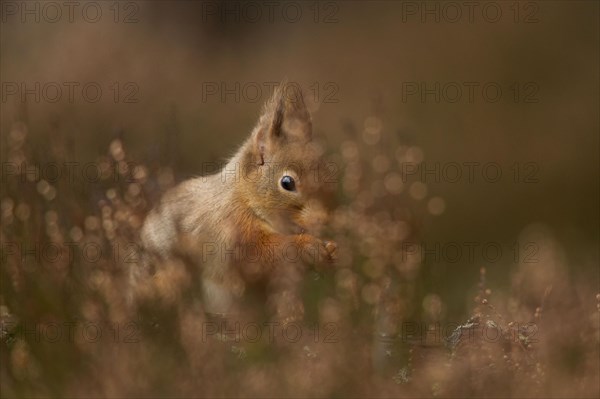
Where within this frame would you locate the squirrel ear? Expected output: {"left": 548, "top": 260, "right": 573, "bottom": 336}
{"left": 253, "top": 83, "right": 312, "bottom": 165}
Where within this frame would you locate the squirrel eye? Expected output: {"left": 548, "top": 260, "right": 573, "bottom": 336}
{"left": 280, "top": 175, "right": 296, "bottom": 192}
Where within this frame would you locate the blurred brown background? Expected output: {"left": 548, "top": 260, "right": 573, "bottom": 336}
{"left": 1, "top": 1, "right": 598, "bottom": 397}
{"left": 2, "top": 1, "right": 597, "bottom": 315}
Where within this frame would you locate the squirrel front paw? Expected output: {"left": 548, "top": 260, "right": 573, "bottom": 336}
{"left": 312, "top": 239, "right": 337, "bottom": 265}
{"left": 294, "top": 234, "right": 338, "bottom": 265}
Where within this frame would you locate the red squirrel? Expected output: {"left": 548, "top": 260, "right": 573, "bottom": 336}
{"left": 135, "top": 84, "right": 337, "bottom": 324}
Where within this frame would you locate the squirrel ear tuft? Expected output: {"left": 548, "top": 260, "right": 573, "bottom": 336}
{"left": 265, "top": 82, "right": 312, "bottom": 139}
{"left": 253, "top": 82, "right": 312, "bottom": 165}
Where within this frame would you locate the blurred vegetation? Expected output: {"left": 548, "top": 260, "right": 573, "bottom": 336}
{"left": 1, "top": 1, "right": 598, "bottom": 398}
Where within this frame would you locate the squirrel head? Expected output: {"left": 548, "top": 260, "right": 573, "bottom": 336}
{"left": 238, "top": 83, "right": 328, "bottom": 235}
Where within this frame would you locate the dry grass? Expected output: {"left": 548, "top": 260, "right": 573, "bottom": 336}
{"left": 1, "top": 110, "right": 598, "bottom": 398}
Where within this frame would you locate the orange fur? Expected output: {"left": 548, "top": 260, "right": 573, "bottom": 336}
{"left": 135, "top": 84, "right": 336, "bottom": 321}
